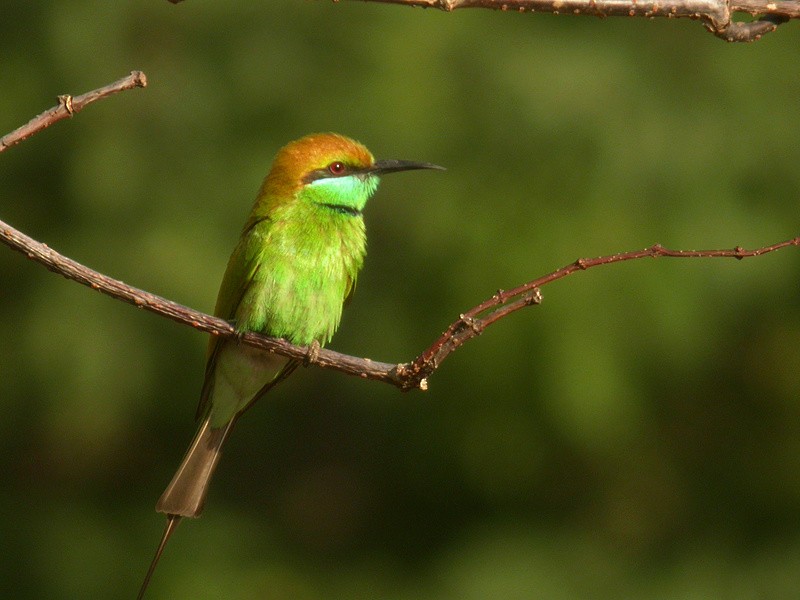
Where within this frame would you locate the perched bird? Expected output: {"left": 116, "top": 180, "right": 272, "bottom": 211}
{"left": 137, "top": 133, "right": 443, "bottom": 598}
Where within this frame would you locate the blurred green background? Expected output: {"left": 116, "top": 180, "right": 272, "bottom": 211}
{"left": 2, "top": 2, "right": 800, "bottom": 598}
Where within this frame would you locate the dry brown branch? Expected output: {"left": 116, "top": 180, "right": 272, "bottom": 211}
{"left": 0, "top": 71, "right": 147, "bottom": 153}
{"left": 336, "top": 0, "right": 798, "bottom": 42}
{"left": 404, "top": 238, "right": 800, "bottom": 387}
{"left": 0, "top": 218, "right": 406, "bottom": 387}
{"left": 3, "top": 211, "right": 797, "bottom": 391}
{"left": 165, "top": 0, "right": 796, "bottom": 41}
{"left": 2, "top": 73, "right": 799, "bottom": 393}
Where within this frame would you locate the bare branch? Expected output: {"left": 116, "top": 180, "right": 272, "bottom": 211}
{"left": 0, "top": 71, "right": 147, "bottom": 153}
{"left": 168, "top": 0, "right": 797, "bottom": 41}
{"left": 2, "top": 214, "right": 796, "bottom": 392}
{"left": 404, "top": 238, "right": 800, "bottom": 388}
{"left": 710, "top": 13, "right": 789, "bottom": 40}
{"left": 2, "top": 72, "right": 798, "bottom": 392}
{"left": 340, "top": 0, "right": 799, "bottom": 41}
{"left": 0, "top": 217, "right": 407, "bottom": 388}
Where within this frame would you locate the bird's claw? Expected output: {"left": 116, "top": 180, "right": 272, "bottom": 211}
{"left": 304, "top": 340, "right": 321, "bottom": 366}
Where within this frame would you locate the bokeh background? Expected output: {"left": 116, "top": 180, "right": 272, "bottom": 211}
{"left": 2, "top": 2, "right": 800, "bottom": 598}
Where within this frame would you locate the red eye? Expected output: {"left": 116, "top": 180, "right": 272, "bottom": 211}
{"left": 328, "top": 161, "right": 346, "bottom": 175}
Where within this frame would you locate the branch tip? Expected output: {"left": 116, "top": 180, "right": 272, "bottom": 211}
{"left": 0, "top": 71, "right": 149, "bottom": 154}
{"left": 711, "top": 13, "right": 789, "bottom": 41}
{"left": 131, "top": 70, "right": 148, "bottom": 88}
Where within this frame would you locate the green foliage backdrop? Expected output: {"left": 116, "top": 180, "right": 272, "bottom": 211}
{"left": 1, "top": 2, "right": 799, "bottom": 598}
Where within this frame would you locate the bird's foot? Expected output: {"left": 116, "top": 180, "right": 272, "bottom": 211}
{"left": 304, "top": 340, "right": 321, "bottom": 366}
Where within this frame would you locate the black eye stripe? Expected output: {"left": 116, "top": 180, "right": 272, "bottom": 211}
{"left": 303, "top": 163, "right": 372, "bottom": 184}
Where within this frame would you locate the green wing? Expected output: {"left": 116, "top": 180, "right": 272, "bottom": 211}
{"left": 195, "top": 219, "right": 266, "bottom": 420}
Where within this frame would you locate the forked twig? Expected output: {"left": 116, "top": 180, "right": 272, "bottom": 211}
{"left": 403, "top": 239, "right": 800, "bottom": 388}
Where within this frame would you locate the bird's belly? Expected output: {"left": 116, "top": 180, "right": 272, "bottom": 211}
{"left": 207, "top": 342, "right": 290, "bottom": 427}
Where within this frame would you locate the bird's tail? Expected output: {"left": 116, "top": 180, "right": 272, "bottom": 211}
{"left": 138, "top": 417, "right": 237, "bottom": 599}
{"left": 156, "top": 415, "right": 237, "bottom": 518}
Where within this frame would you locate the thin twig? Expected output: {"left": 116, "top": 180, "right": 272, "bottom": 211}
{"left": 167, "top": 0, "right": 797, "bottom": 41}
{"left": 0, "top": 71, "right": 147, "bottom": 153}
{"left": 403, "top": 239, "right": 800, "bottom": 387}
{"left": 338, "top": 0, "right": 799, "bottom": 41}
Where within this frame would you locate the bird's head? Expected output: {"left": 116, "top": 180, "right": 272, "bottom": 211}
{"left": 258, "top": 133, "right": 444, "bottom": 216}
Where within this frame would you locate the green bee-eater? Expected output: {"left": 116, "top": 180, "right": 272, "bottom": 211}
{"left": 137, "top": 133, "right": 443, "bottom": 597}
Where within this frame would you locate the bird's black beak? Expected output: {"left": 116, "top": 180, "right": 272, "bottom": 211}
{"left": 369, "top": 159, "right": 446, "bottom": 175}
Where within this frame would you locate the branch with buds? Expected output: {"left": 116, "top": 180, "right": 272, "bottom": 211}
{"left": 2, "top": 74, "right": 799, "bottom": 393}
